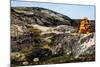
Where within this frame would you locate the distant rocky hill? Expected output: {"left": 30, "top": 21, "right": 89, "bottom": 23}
{"left": 11, "top": 7, "right": 95, "bottom": 31}
{"left": 11, "top": 7, "right": 95, "bottom": 66}
{"left": 11, "top": 7, "right": 74, "bottom": 27}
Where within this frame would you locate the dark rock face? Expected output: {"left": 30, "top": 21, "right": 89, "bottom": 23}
{"left": 11, "top": 7, "right": 95, "bottom": 66}
{"left": 11, "top": 7, "right": 73, "bottom": 27}
{"left": 27, "top": 48, "right": 52, "bottom": 62}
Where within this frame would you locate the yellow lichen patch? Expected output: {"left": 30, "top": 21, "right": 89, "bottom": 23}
{"left": 43, "top": 44, "right": 49, "bottom": 48}
{"left": 79, "top": 17, "right": 92, "bottom": 34}
{"left": 28, "top": 28, "right": 41, "bottom": 33}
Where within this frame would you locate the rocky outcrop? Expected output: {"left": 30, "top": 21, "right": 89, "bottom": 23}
{"left": 11, "top": 7, "right": 95, "bottom": 66}
{"left": 11, "top": 7, "right": 73, "bottom": 27}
